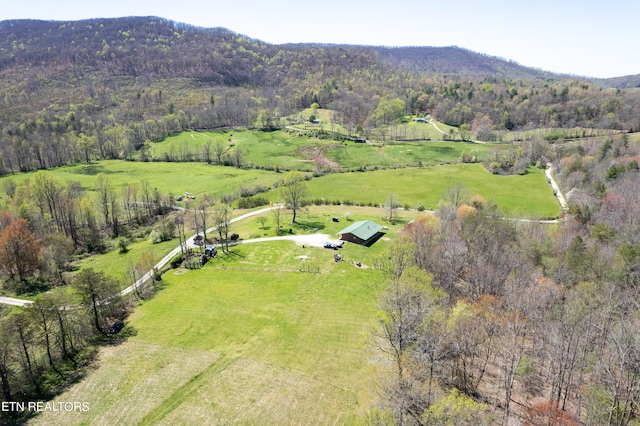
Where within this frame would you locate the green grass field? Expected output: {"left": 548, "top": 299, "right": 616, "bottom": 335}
{"left": 0, "top": 160, "right": 278, "bottom": 201}
{"left": 32, "top": 234, "right": 391, "bottom": 425}
{"left": 75, "top": 237, "right": 178, "bottom": 285}
{"left": 147, "top": 128, "right": 499, "bottom": 171}
{"left": 150, "top": 128, "right": 339, "bottom": 171}
{"left": 325, "top": 140, "right": 496, "bottom": 169}
{"left": 262, "top": 164, "right": 560, "bottom": 219}
{"left": 0, "top": 156, "right": 558, "bottom": 219}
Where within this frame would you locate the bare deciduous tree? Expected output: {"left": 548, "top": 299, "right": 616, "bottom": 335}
{"left": 384, "top": 193, "right": 400, "bottom": 221}
{"left": 281, "top": 171, "right": 308, "bottom": 224}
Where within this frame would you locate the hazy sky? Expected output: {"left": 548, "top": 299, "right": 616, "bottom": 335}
{"left": 2, "top": 0, "right": 638, "bottom": 78}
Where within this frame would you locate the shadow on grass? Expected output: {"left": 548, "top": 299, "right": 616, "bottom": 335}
{"left": 363, "top": 232, "right": 386, "bottom": 247}
{"left": 217, "top": 250, "right": 246, "bottom": 260}
{"left": 292, "top": 220, "right": 326, "bottom": 232}
{"left": 382, "top": 216, "right": 410, "bottom": 226}
{"left": 9, "top": 278, "right": 52, "bottom": 296}
{"left": 103, "top": 324, "right": 138, "bottom": 345}
{"left": 71, "top": 164, "right": 113, "bottom": 175}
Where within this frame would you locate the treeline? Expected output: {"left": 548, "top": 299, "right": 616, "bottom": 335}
{"left": 0, "top": 171, "right": 177, "bottom": 294}
{"left": 0, "top": 268, "right": 126, "bottom": 423}
{"left": 371, "top": 133, "right": 640, "bottom": 424}
{"left": 1, "top": 17, "right": 640, "bottom": 173}
{"left": 0, "top": 169, "right": 221, "bottom": 422}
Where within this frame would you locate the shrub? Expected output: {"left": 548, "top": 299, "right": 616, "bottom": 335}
{"left": 461, "top": 152, "right": 475, "bottom": 163}
{"left": 149, "top": 230, "right": 164, "bottom": 244}
{"left": 254, "top": 184, "right": 269, "bottom": 194}
{"left": 238, "top": 185, "right": 254, "bottom": 197}
{"left": 169, "top": 253, "right": 184, "bottom": 269}
{"left": 221, "top": 193, "right": 238, "bottom": 204}
{"left": 236, "top": 196, "right": 269, "bottom": 209}
{"left": 149, "top": 219, "right": 174, "bottom": 244}
{"left": 117, "top": 237, "right": 129, "bottom": 254}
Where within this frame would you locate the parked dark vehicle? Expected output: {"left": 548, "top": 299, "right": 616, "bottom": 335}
{"left": 205, "top": 245, "right": 217, "bottom": 257}
{"left": 108, "top": 321, "right": 125, "bottom": 334}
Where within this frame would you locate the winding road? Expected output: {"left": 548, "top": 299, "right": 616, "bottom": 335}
{"left": 0, "top": 206, "right": 287, "bottom": 307}
{"left": 428, "top": 119, "right": 447, "bottom": 135}
{"left": 119, "top": 205, "right": 295, "bottom": 297}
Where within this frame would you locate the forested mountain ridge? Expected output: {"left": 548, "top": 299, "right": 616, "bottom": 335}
{"left": 1, "top": 16, "right": 639, "bottom": 174}
{"left": 2, "top": 17, "right": 637, "bottom": 83}
{"left": 372, "top": 45, "right": 560, "bottom": 80}
{"left": 0, "top": 17, "right": 562, "bottom": 81}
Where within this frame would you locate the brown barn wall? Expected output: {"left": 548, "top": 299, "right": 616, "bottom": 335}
{"left": 340, "top": 233, "right": 364, "bottom": 245}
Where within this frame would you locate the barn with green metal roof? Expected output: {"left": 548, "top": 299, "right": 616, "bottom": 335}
{"left": 338, "top": 220, "right": 385, "bottom": 246}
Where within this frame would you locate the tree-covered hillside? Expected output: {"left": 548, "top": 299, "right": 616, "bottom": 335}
{"left": 0, "top": 17, "right": 639, "bottom": 173}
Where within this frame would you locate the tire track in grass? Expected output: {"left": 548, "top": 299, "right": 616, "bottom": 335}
{"left": 138, "top": 354, "right": 237, "bottom": 425}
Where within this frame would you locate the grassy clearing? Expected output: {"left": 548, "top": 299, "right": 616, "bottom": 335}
{"left": 151, "top": 129, "right": 338, "bottom": 171}
{"left": 30, "top": 342, "right": 221, "bottom": 426}
{"left": 150, "top": 128, "right": 499, "bottom": 171}
{"left": 372, "top": 120, "right": 458, "bottom": 141}
{"left": 153, "top": 357, "right": 363, "bottom": 425}
{"left": 74, "top": 237, "right": 178, "bottom": 284}
{"left": 260, "top": 164, "right": 560, "bottom": 219}
{"left": 34, "top": 235, "right": 390, "bottom": 424}
{"left": 233, "top": 205, "right": 417, "bottom": 240}
{"left": 325, "top": 140, "right": 497, "bottom": 169}
{"left": 0, "top": 160, "right": 278, "bottom": 199}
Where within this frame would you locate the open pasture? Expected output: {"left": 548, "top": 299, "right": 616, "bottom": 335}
{"left": 0, "top": 160, "right": 278, "bottom": 200}
{"left": 76, "top": 236, "right": 178, "bottom": 284}
{"left": 147, "top": 128, "right": 499, "bottom": 171}
{"left": 33, "top": 236, "right": 389, "bottom": 425}
{"left": 269, "top": 164, "right": 561, "bottom": 219}
{"left": 325, "top": 140, "right": 496, "bottom": 169}
{"left": 150, "top": 129, "right": 338, "bottom": 171}
{"left": 0, "top": 159, "right": 560, "bottom": 220}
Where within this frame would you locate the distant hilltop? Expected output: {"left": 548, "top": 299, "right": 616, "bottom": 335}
{"left": 1, "top": 16, "right": 636, "bottom": 83}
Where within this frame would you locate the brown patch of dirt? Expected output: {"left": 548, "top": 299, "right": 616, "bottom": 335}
{"left": 297, "top": 145, "right": 341, "bottom": 170}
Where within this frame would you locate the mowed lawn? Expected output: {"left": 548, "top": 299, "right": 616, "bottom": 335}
{"left": 305, "top": 164, "right": 561, "bottom": 219}
{"left": 32, "top": 240, "right": 387, "bottom": 425}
